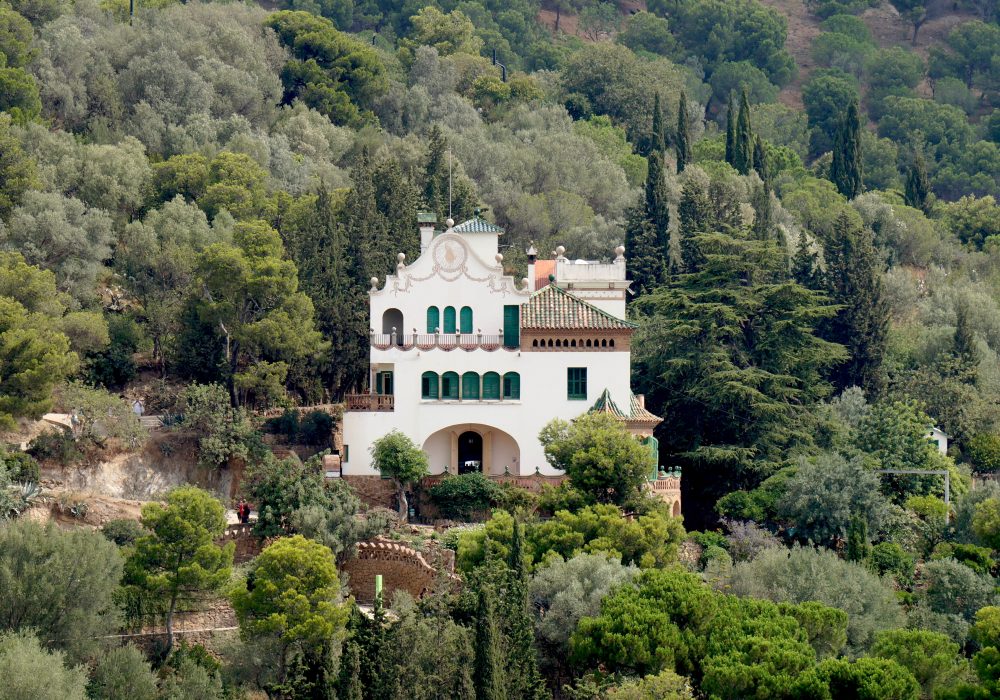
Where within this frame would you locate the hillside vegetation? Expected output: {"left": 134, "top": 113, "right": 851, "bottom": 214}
{"left": 1, "top": 0, "right": 1000, "bottom": 698}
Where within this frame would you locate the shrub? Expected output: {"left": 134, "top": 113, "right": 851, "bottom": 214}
{"left": 0, "top": 450, "right": 38, "bottom": 482}
{"left": 264, "top": 409, "right": 298, "bottom": 440}
{"left": 27, "top": 430, "right": 81, "bottom": 464}
{"left": 101, "top": 519, "right": 145, "bottom": 547}
{"left": 428, "top": 473, "right": 502, "bottom": 521}
{"left": 726, "top": 546, "right": 905, "bottom": 653}
{"left": 920, "top": 558, "right": 997, "bottom": 621}
{"left": 297, "top": 410, "right": 334, "bottom": 446}
{"left": 967, "top": 433, "right": 1000, "bottom": 473}
{"left": 869, "top": 541, "right": 915, "bottom": 587}
{"left": 931, "top": 542, "right": 995, "bottom": 576}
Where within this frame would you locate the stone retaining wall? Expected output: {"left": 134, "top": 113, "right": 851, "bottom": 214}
{"left": 341, "top": 538, "right": 458, "bottom": 604}
{"left": 343, "top": 475, "right": 397, "bottom": 509}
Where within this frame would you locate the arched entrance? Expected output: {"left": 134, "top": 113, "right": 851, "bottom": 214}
{"left": 422, "top": 424, "right": 520, "bottom": 476}
{"left": 458, "top": 431, "right": 483, "bottom": 474}
{"left": 382, "top": 308, "right": 404, "bottom": 345}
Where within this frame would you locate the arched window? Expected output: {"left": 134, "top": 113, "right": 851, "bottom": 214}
{"left": 601, "top": 339, "right": 607, "bottom": 347}
{"left": 460, "top": 306, "right": 473, "bottom": 334}
{"left": 532, "top": 339, "right": 538, "bottom": 347}
{"left": 443, "top": 306, "right": 457, "bottom": 333}
{"left": 462, "top": 372, "right": 480, "bottom": 400}
{"left": 421, "top": 371, "right": 439, "bottom": 399}
{"left": 482, "top": 372, "right": 501, "bottom": 400}
{"left": 547, "top": 339, "right": 553, "bottom": 347}
{"left": 586, "top": 339, "right": 592, "bottom": 347}
{"left": 555, "top": 339, "right": 561, "bottom": 347}
{"left": 426, "top": 306, "right": 440, "bottom": 333}
{"left": 503, "top": 372, "right": 520, "bottom": 400}
{"left": 609, "top": 338, "right": 615, "bottom": 347}
{"left": 571, "top": 339, "right": 577, "bottom": 347}
{"left": 441, "top": 372, "right": 459, "bottom": 399}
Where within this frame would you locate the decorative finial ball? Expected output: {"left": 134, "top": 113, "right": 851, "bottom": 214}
{"left": 521, "top": 277, "right": 529, "bottom": 287}
{"left": 397, "top": 252, "right": 405, "bottom": 262}
{"left": 446, "top": 217, "right": 454, "bottom": 228}
{"left": 495, "top": 253, "right": 503, "bottom": 264}
{"left": 556, "top": 245, "right": 566, "bottom": 256}
{"left": 615, "top": 245, "right": 625, "bottom": 256}
{"left": 370, "top": 277, "right": 378, "bottom": 287}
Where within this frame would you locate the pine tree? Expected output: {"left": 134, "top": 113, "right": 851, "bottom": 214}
{"left": 676, "top": 91, "right": 690, "bottom": 173}
{"left": 632, "top": 228, "right": 846, "bottom": 529}
{"left": 724, "top": 93, "right": 736, "bottom": 167}
{"left": 846, "top": 514, "right": 870, "bottom": 562}
{"left": 678, "top": 177, "right": 714, "bottom": 273}
{"left": 904, "top": 152, "right": 930, "bottom": 213}
{"left": 474, "top": 588, "right": 505, "bottom": 700}
{"left": 823, "top": 212, "right": 889, "bottom": 395}
{"left": 831, "top": 100, "right": 863, "bottom": 199}
{"left": 733, "top": 89, "right": 754, "bottom": 175}
{"left": 791, "top": 233, "right": 820, "bottom": 289}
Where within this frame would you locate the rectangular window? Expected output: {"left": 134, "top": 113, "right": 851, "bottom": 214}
{"left": 567, "top": 367, "right": 587, "bottom": 400}
{"left": 376, "top": 371, "right": 393, "bottom": 395}
{"left": 342, "top": 445, "right": 349, "bottom": 463}
{"left": 503, "top": 305, "right": 520, "bottom": 348}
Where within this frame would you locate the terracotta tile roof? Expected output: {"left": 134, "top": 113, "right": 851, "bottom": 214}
{"left": 590, "top": 388, "right": 662, "bottom": 425}
{"left": 534, "top": 260, "right": 555, "bottom": 290}
{"left": 521, "top": 284, "right": 637, "bottom": 330}
{"left": 450, "top": 217, "right": 503, "bottom": 234}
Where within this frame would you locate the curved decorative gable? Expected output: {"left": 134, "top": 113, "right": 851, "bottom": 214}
{"left": 374, "top": 233, "right": 528, "bottom": 298}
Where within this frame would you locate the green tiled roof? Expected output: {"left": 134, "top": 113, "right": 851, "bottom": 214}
{"left": 522, "top": 285, "right": 637, "bottom": 330}
{"left": 450, "top": 217, "right": 504, "bottom": 234}
{"left": 590, "top": 388, "right": 662, "bottom": 425}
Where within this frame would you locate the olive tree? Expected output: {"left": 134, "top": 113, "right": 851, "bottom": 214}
{"left": 370, "top": 430, "right": 428, "bottom": 521}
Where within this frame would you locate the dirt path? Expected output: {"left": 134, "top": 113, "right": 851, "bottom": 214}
{"left": 758, "top": 0, "right": 822, "bottom": 109}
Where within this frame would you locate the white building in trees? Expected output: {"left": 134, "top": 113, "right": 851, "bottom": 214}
{"left": 341, "top": 213, "right": 664, "bottom": 483}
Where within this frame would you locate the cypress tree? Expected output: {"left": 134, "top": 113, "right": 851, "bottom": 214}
{"left": 645, "top": 151, "right": 670, "bottom": 252}
{"left": 752, "top": 136, "right": 769, "bottom": 187}
{"left": 950, "top": 299, "right": 979, "bottom": 383}
{"left": 627, "top": 151, "right": 670, "bottom": 298}
{"left": 831, "top": 100, "right": 863, "bottom": 199}
{"left": 846, "top": 514, "right": 870, "bottom": 562}
{"left": 724, "top": 93, "right": 736, "bottom": 167}
{"left": 650, "top": 92, "right": 666, "bottom": 155}
{"left": 823, "top": 212, "right": 889, "bottom": 395}
{"left": 733, "top": 89, "right": 754, "bottom": 175}
{"left": 750, "top": 179, "right": 773, "bottom": 242}
{"left": 508, "top": 518, "right": 525, "bottom": 581}
{"left": 675, "top": 91, "right": 690, "bottom": 173}
{"left": 347, "top": 148, "right": 394, "bottom": 283}
{"left": 678, "top": 177, "right": 713, "bottom": 273}
{"left": 338, "top": 641, "right": 364, "bottom": 700}
{"left": 474, "top": 588, "right": 505, "bottom": 700}
{"left": 904, "top": 152, "right": 930, "bottom": 213}
{"left": 423, "top": 125, "right": 477, "bottom": 222}
{"left": 373, "top": 154, "right": 420, "bottom": 262}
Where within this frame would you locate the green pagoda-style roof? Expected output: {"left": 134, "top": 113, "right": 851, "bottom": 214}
{"left": 590, "top": 388, "right": 662, "bottom": 426}
{"left": 450, "top": 217, "right": 504, "bottom": 234}
{"left": 521, "top": 285, "right": 637, "bottom": 331}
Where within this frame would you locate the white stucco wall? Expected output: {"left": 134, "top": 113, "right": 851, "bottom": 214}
{"left": 343, "top": 228, "right": 637, "bottom": 477}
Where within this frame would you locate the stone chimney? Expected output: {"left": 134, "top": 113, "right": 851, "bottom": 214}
{"left": 526, "top": 242, "right": 538, "bottom": 292}
{"left": 418, "top": 212, "right": 437, "bottom": 254}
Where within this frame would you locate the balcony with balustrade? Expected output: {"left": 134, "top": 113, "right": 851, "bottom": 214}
{"left": 370, "top": 330, "right": 517, "bottom": 352}
{"left": 344, "top": 394, "right": 395, "bottom": 412}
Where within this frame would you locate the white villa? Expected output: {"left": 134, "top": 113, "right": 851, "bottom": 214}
{"left": 341, "top": 212, "right": 670, "bottom": 495}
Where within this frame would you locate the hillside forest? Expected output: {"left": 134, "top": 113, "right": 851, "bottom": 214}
{"left": 3, "top": 0, "right": 1000, "bottom": 698}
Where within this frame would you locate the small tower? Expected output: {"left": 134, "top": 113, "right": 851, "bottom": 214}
{"left": 418, "top": 212, "right": 437, "bottom": 254}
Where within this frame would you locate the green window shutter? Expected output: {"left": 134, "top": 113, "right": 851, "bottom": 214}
{"left": 375, "top": 372, "right": 383, "bottom": 394}
{"left": 421, "top": 372, "right": 438, "bottom": 399}
{"left": 567, "top": 367, "right": 587, "bottom": 400}
{"left": 462, "top": 372, "right": 480, "bottom": 400}
{"left": 503, "top": 305, "right": 520, "bottom": 348}
{"left": 482, "top": 372, "right": 500, "bottom": 400}
{"left": 443, "top": 306, "right": 457, "bottom": 333}
{"left": 645, "top": 436, "right": 660, "bottom": 480}
{"left": 442, "top": 372, "right": 459, "bottom": 399}
{"left": 426, "top": 306, "right": 440, "bottom": 333}
{"left": 460, "top": 306, "right": 473, "bottom": 334}
{"left": 503, "top": 372, "right": 520, "bottom": 400}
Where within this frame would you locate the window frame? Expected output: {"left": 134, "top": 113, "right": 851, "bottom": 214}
{"left": 460, "top": 306, "right": 473, "bottom": 334}
{"left": 461, "top": 371, "right": 480, "bottom": 400}
{"left": 441, "top": 371, "right": 459, "bottom": 400}
{"left": 426, "top": 306, "right": 440, "bottom": 333}
{"left": 482, "top": 372, "right": 501, "bottom": 400}
{"left": 421, "top": 371, "right": 439, "bottom": 400}
{"left": 443, "top": 306, "right": 457, "bottom": 334}
{"left": 567, "top": 367, "right": 587, "bottom": 400}
{"left": 503, "top": 372, "right": 520, "bottom": 400}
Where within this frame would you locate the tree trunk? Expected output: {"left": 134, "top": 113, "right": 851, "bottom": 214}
{"left": 554, "top": 5, "right": 560, "bottom": 32}
{"left": 165, "top": 590, "right": 178, "bottom": 654}
{"left": 396, "top": 482, "right": 408, "bottom": 523}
